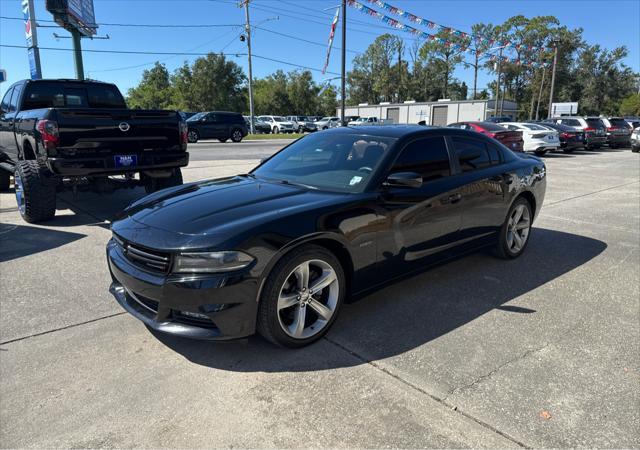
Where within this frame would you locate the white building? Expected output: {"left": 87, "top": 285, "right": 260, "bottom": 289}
{"left": 338, "top": 99, "right": 518, "bottom": 126}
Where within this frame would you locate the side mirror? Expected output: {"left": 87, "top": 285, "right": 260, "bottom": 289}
{"left": 385, "top": 172, "right": 422, "bottom": 188}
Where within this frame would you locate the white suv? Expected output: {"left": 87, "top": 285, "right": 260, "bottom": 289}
{"left": 348, "top": 117, "right": 379, "bottom": 126}
{"left": 258, "top": 116, "right": 295, "bottom": 134}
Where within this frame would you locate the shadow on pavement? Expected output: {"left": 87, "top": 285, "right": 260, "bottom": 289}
{"left": 0, "top": 224, "right": 86, "bottom": 263}
{"left": 155, "top": 227, "right": 607, "bottom": 372}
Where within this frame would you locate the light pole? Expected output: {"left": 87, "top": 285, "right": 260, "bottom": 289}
{"left": 340, "top": 0, "right": 346, "bottom": 126}
{"left": 243, "top": 0, "right": 255, "bottom": 134}
{"left": 547, "top": 39, "right": 559, "bottom": 119}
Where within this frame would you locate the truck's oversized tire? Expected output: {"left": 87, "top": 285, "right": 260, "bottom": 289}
{"left": 14, "top": 160, "right": 56, "bottom": 223}
{"left": 0, "top": 170, "right": 10, "bottom": 191}
{"left": 143, "top": 168, "right": 183, "bottom": 194}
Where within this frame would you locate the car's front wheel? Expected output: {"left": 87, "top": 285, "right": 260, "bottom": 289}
{"left": 257, "top": 245, "right": 345, "bottom": 348}
{"left": 495, "top": 197, "right": 532, "bottom": 259}
{"left": 534, "top": 149, "right": 547, "bottom": 156}
{"left": 273, "top": 126, "right": 279, "bottom": 134}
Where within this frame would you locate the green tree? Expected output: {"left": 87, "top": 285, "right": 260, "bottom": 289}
{"left": 170, "top": 62, "right": 196, "bottom": 111}
{"left": 620, "top": 93, "right": 640, "bottom": 116}
{"left": 418, "top": 30, "right": 468, "bottom": 99}
{"left": 287, "top": 70, "right": 319, "bottom": 114}
{"left": 127, "top": 62, "right": 172, "bottom": 109}
{"left": 468, "top": 23, "right": 497, "bottom": 99}
{"left": 253, "top": 70, "right": 291, "bottom": 115}
{"left": 317, "top": 84, "right": 338, "bottom": 116}
{"left": 188, "top": 53, "right": 246, "bottom": 112}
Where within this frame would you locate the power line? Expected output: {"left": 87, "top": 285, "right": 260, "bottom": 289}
{"left": 0, "top": 16, "right": 241, "bottom": 28}
{"left": 0, "top": 44, "right": 339, "bottom": 75}
{"left": 253, "top": 25, "right": 362, "bottom": 55}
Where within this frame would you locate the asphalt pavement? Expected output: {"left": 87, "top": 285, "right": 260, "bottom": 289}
{"left": 187, "top": 138, "right": 293, "bottom": 161}
{"left": 0, "top": 142, "right": 638, "bottom": 448}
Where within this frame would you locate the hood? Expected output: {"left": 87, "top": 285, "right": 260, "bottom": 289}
{"left": 115, "top": 176, "right": 344, "bottom": 239}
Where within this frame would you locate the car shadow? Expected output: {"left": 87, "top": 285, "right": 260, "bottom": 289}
{"left": 52, "top": 189, "right": 146, "bottom": 227}
{"left": 0, "top": 224, "right": 86, "bottom": 263}
{"left": 154, "top": 227, "right": 607, "bottom": 372}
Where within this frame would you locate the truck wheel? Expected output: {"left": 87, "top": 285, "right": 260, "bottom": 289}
{"left": 14, "top": 160, "right": 56, "bottom": 223}
{"left": 0, "top": 170, "right": 10, "bottom": 191}
{"left": 188, "top": 130, "right": 199, "bottom": 143}
{"left": 231, "top": 129, "right": 243, "bottom": 142}
{"left": 144, "top": 168, "right": 183, "bottom": 194}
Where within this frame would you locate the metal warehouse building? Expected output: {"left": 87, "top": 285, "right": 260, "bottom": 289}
{"left": 339, "top": 99, "right": 518, "bottom": 126}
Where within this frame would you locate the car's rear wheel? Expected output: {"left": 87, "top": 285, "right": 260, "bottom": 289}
{"left": 257, "top": 245, "right": 345, "bottom": 348}
{"left": 534, "top": 149, "right": 547, "bottom": 156}
{"left": 188, "top": 130, "right": 199, "bottom": 143}
{"left": 231, "top": 129, "right": 243, "bottom": 142}
{"left": 218, "top": 138, "right": 228, "bottom": 143}
{"left": 273, "top": 126, "right": 279, "bottom": 134}
{"left": 495, "top": 197, "right": 532, "bottom": 259}
{"left": 14, "top": 160, "right": 56, "bottom": 223}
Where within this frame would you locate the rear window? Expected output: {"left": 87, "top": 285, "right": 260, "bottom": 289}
{"left": 22, "top": 82, "right": 126, "bottom": 109}
{"left": 609, "top": 118, "right": 628, "bottom": 128}
{"left": 586, "top": 118, "right": 605, "bottom": 129}
{"left": 478, "top": 122, "right": 507, "bottom": 132}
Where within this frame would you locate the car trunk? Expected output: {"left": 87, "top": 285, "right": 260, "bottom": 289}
{"left": 53, "top": 108, "right": 181, "bottom": 154}
{"left": 493, "top": 130, "right": 524, "bottom": 151}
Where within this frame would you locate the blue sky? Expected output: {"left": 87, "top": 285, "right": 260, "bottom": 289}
{"left": 1, "top": 0, "right": 639, "bottom": 99}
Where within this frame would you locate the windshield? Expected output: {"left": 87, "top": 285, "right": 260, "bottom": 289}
{"left": 274, "top": 116, "right": 285, "bottom": 122}
{"left": 320, "top": 117, "right": 332, "bottom": 121}
{"left": 479, "top": 122, "right": 507, "bottom": 131}
{"left": 253, "top": 133, "right": 397, "bottom": 193}
{"left": 609, "top": 118, "right": 628, "bottom": 128}
{"left": 187, "top": 112, "right": 206, "bottom": 122}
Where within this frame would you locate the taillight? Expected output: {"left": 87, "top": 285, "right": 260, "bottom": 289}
{"left": 583, "top": 127, "right": 594, "bottom": 132}
{"left": 606, "top": 127, "right": 617, "bottom": 132}
{"left": 36, "top": 119, "right": 59, "bottom": 149}
{"left": 179, "top": 121, "right": 188, "bottom": 145}
{"left": 560, "top": 132, "right": 571, "bottom": 139}
{"left": 487, "top": 132, "right": 497, "bottom": 138}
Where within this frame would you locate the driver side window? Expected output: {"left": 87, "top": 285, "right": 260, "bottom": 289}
{"left": 392, "top": 137, "right": 451, "bottom": 182}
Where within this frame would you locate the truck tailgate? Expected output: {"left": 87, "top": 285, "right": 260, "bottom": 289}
{"left": 53, "top": 109, "right": 182, "bottom": 152}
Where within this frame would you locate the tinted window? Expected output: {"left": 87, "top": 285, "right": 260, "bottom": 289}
{"left": 22, "top": 82, "right": 126, "bottom": 109}
{"left": 609, "top": 118, "right": 628, "bottom": 128}
{"left": 486, "top": 143, "right": 503, "bottom": 164}
{"left": 586, "top": 118, "right": 605, "bottom": 129}
{"left": 392, "top": 137, "right": 450, "bottom": 182}
{"left": 1, "top": 87, "right": 14, "bottom": 112}
{"left": 477, "top": 122, "right": 506, "bottom": 132}
{"left": 452, "top": 137, "right": 491, "bottom": 172}
{"left": 253, "top": 133, "right": 397, "bottom": 193}
{"left": 8, "top": 84, "right": 23, "bottom": 112}
{"left": 561, "top": 119, "right": 580, "bottom": 126}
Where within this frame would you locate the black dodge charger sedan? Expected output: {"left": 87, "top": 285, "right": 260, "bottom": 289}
{"left": 107, "top": 126, "right": 546, "bottom": 348}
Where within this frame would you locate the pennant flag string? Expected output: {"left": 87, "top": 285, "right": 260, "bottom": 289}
{"left": 346, "top": 0, "right": 549, "bottom": 69}
{"left": 322, "top": 6, "right": 341, "bottom": 74}
{"left": 361, "top": 0, "right": 552, "bottom": 54}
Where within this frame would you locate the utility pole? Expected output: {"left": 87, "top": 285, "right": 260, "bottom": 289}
{"left": 535, "top": 67, "right": 546, "bottom": 120}
{"left": 494, "top": 46, "right": 503, "bottom": 118}
{"left": 243, "top": 0, "right": 255, "bottom": 134}
{"left": 71, "top": 29, "right": 84, "bottom": 80}
{"left": 547, "top": 40, "right": 559, "bottom": 119}
{"left": 340, "top": 0, "right": 346, "bottom": 126}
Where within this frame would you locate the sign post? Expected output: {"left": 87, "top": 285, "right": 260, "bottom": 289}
{"left": 46, "top": 0, "right": 97, "bottom": 80}
{"left": 23, "top": 0, "right": 42, "bottom": 79}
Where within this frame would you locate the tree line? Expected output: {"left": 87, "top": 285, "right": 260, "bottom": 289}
{"left": 126, "top": 14, "right": 640, "bottom": 118}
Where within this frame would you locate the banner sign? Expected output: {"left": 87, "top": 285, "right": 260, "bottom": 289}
{"left": 22, "top": 0, "right": 41, "bottom": 79}
{"left": 322, "top": 7, "right": 340, "bottom": 75}
{"left": 46, "top": 0, "right": 97, "bottom": 37}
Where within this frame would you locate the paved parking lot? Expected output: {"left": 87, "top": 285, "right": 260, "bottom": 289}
{"left": 1, "top": 144, "right": 638, "bottom": 448}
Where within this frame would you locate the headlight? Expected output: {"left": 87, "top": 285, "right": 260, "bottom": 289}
{"left": 174, "top": 251, "right": 254, "bottom": 273}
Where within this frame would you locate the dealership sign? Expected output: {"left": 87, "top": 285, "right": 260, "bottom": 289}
{"left": 46, "top": 0, "right": 97, "bottom": 36}
{"left": 22, "top": 0, "right": 41, "bottom": 79}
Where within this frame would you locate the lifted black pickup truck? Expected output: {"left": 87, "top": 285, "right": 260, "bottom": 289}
{"left": 0, "top": 79, "right": 189, "bottom": 223}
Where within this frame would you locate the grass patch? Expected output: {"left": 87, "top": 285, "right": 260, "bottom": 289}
{"left": 245, "top": 133, "right": 305, "bottom": 140}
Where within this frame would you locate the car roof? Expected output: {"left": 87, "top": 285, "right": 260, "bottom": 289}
{"left": 322, "top": 125, "right": 471, "bottom": 139}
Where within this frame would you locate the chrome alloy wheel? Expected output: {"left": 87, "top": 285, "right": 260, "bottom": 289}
{"left": 14, "top": 171, "right": 25, "bottom": 215}
{"left": 277, "top": 259, "right": 339, "bottom": 339}
{"left": 506, "top": 203, "right": 531, "bottom": 253}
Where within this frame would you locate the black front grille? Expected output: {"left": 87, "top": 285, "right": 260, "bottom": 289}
{"left": 114, "top": 234, "right": 171, "bottom": 273}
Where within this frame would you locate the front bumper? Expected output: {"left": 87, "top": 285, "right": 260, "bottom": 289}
{"left": 107, "top": 238, "right": 259, "bottom": 340}
{"left": 47, "top": 151, "right": 189, "bottom": 177}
